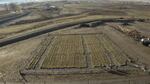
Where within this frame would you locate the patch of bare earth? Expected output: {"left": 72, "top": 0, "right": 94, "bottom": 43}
{"left": 0, "top": 35, "right": 44, "bottom": 82}
{"left": 101, "top": 26, "right": 150, "bottom": 68}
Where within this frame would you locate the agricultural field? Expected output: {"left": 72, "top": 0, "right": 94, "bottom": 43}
{"left": 27, "top": 36, "right": 54, "bottom": 69}
{"left": 84, "top": 34, "right": 129, "bottom": 67}
{"left": 0, "top": 1, "right": 150, "bottom": 83}
{"left": 42, "top": 35, "right": 86, "bottom": 69}
{"left": 27, "top": 35, "right": 87, "bottom": 70}
{"left": 24, "top": 33, "right": 132, "bottom": 75}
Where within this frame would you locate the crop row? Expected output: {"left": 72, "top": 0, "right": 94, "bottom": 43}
{"left": 27, "top": 36, "right": 54, "bottom": 69}
{"left": 84, "top": 35, "right": 111, "bottom": 67}
{"left": 41, "top": 35, "right": 86, "bottom": 69}
{"left": 28, "top": 34, "right": 129, "bottom": 69}
{"left": 98, "top": 34, "right": 129, "bottom": 66}
{"left": 83, "top": 34, "right": 129, "bottom": 67}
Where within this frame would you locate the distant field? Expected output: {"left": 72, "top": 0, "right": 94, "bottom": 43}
{"left": 2, "top": 2, "right": 150, "bottom": 40}
{"left": 0, "top": 10, "right": 10, "bottom": 17}
{"left": 0, "top": 14, "right": 121, "bottom": 39}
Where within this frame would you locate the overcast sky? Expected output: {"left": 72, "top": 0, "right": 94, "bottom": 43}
{"left": 0, "top": 0, "right": 51, "bottom": 4}
{"left": 0, "top": 0, "right": 149, "bottom": 4}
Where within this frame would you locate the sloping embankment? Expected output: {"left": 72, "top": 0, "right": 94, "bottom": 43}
{"left": 0, "top": 17, "right": 101, "bottom": 47}
{"left": 0, "top": 17, "right": 145, "bottom": 47}
{"left": 0, "top": 12, "right": 30, "bottom": 26}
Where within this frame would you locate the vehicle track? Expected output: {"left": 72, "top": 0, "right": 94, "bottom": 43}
{"left": 0, "top": 18, "right": 148, "bottom": 47}
{"left": 0, "top": 18, "right": 101, "bottom": 47}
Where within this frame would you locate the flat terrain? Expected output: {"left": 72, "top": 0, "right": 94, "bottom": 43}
{"left": 0, "top": 1, "right": 150, "bottom": 84}
{"left": 0, "top": 35, "right": 44, "bottom": 82}
{"left": 25, "top": 33, "right": 130, "bottom": 75}
{"left": 20, "top": 25, "right": 150, "bottom": 82}
{"left": 0, "top": 24, "right": 150, "bottom": 83}
{"left": 84, "top": 34, "right": 128, "bottom": 67}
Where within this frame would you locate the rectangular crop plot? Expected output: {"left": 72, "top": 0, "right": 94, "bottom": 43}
{"left": 84, "top": 34, "right": 129, "bottom": 67}
{"left": 84, "top": 35, "right": 111, "bottom": 67}
{"left": 41, "top": 35, "right": 87, "bottom": 69}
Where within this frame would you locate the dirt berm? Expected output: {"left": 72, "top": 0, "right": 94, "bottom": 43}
{"left": 1, "top": 17, "right": 144, "bottom": 47}
{"left": 0, "top": 17, "right": 104, "bottom": 47}
{"left": 0, "top": 12, "right": 29, "bottom": 26}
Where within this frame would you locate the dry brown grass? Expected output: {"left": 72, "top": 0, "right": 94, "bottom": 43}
{"left": 0, "top": 14, "right": 121, "bottom": 39}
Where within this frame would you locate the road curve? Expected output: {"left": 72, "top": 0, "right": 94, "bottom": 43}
{"left": 0, "top": 18, "right": 101, "bottom": 47}
{"left": 0, "top": 18, "right": 147, "bottom": 47}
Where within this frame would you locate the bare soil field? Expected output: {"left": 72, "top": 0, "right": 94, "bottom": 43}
{"left": 0, "top": 11, "right": 10, "bottom": 17}
{"left": 101, "top": 26, "right": 150, "bottom": 68}
{"left": 129, "top": 22, "right": 150, "bottom": 37}
{"left": 0, "top": 35, "right": 44, "bottom": 82}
